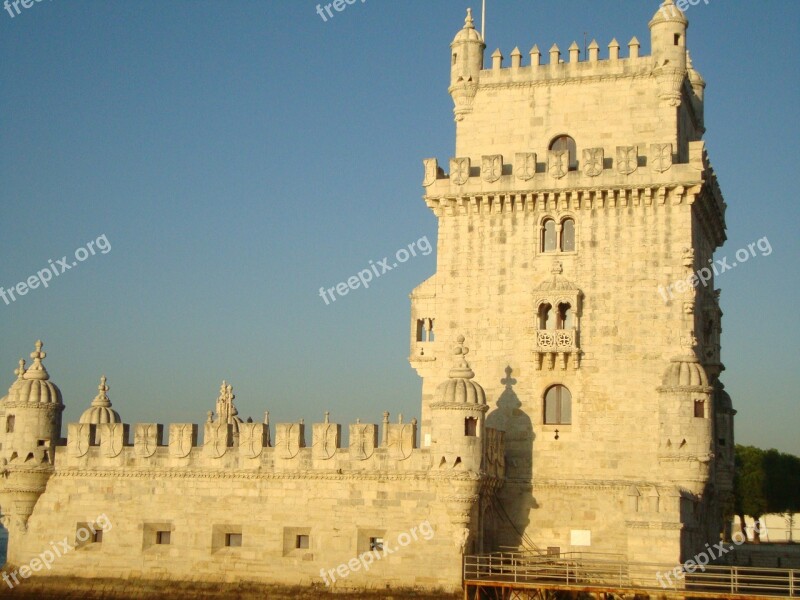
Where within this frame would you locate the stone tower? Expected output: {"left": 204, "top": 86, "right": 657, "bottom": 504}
{"left": 411, "top": 0, "right": 734, "bottom": 565}
{"left": 0, "top": 342, "right": 63, "bottom": 550}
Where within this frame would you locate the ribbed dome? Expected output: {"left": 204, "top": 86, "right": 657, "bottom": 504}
{"left": 687, "top": 52, "right": 706, "bottom": 86}
{"left": 433, "top": 336, "right": 486, "bottom": 406}
{"left": 452, "top": 8, "right": 483, "bottom": 44}
{"left": 714, "top": 380, "right": 733, "bottom": 412}
{"left": 1, "top": 341, "right": 63, "bottom": 405}
{"left": 649, "top": 0, "right": 688, "bottom": 27}
{"left": 662, "top": 346, "right": 709, "bottom": 389}
{"left": 79, "top": 376, "right": 121, "bottom": 424}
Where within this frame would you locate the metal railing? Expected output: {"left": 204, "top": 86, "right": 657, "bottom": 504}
{"left": 464, "top": 551, "right": 798, "bottom": 598}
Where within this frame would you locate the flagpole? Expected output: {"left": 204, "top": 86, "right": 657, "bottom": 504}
{"left": 481, "top": 0, "right": 486, "bottom": 42}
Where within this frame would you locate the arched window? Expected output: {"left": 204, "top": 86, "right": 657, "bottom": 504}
{"left": 557, "top": 303, "right": 574, "bottom": 329}
{"left": 544, "top": 385, "right": 572, "bottom": 425}
{"left": 560, "top": 218, "right": 575, "bottom": 252}
{"left": 538, "top": 303, "right": 554, "bottom": 330}
{"left": 549, "top": 135, "right": 577, "bottom": 171}
{"left": 541, "top": 219, "right": 557, "bottom": 253}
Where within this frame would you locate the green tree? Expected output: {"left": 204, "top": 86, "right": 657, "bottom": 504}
{"left": 734, "top": 445, "right": 800, "bottom": 543}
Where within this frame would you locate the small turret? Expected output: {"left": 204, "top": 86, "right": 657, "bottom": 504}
{"left": 0, "top": 341, "right": 64, "bottom": 539}
{"left": 449, "top": 8, "right": 485, "bottom": 121}
{"left": 430, "top": 336, "right": 487, "bottom": 472}
{"left": 650, "top": 0, "right": 689, "bottom": 106}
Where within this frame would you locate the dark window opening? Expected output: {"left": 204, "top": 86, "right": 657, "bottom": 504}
{"left": 370, "top": 537, "right": 384, "bottom": 551}
{"left": 544, "top": 385, "right": 572, "bottom": 425}
{"left": 465, "top": 417, "right": 478, "bottom": 437}
{"left": 560, "top": 218, "right": 575, "bottom": 252}
{"left": 295, "top": 534, "right": 309, "bottom": 549}
{"left": 694, "top": 400, "right": 705, "bottom": 418}
{"left": 541, "top": 219, "right": 557, "bottom": 253}
{"left": 6, "top": 416, "right": 14, "bottom": 433}
{"left": 156, "top": 531, "right": 171, "bottom": 545}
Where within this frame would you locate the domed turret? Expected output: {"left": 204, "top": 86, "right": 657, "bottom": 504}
{"left": 430, "top": 336, "right": 488, "bottom": 472}
{"left": 650, "top": 0, "right": 689, "bottom": 106}
{"left": 449, "top": 9, "right": 485, "bottom": 121}
{"left": 661, "top": 348, "right": 709, "bottom": 389}
{"left": 0, "top": 341, "right": 64, "bottom": 536}
{"left": 80, "top": 376, "right": 121, "bottom": 425}
{"left": 0, "top": 341, "right": 64, "bottom": 464}
{"left": 433, "top": 336, "right": 486, "bottom": 406}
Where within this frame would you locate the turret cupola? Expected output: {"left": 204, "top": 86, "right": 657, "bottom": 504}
{"left": 449, "top": 9, "right": 485, "bottom": 121}
{"left": 79, "top": 376, "right": 121, "bottom": 425}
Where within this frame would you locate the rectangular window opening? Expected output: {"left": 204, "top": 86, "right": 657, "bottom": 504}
{"left": 225, "top": 533, "right": 242, "bottom": 548}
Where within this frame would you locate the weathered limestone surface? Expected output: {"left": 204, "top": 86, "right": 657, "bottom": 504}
{"left": 0, "top": 2, "right": 733, "bottom": 594}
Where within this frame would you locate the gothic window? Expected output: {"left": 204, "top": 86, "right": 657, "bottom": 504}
{"left": 540, "top": 217, "right": 577, "bottom": 254}
{"left": 538, "top": 303, "right": 554, "bottom": 330}
{"left": 544, "top": 385, "right": 572, "bottom": 425}
{"left": 549, "top": 135, "right": 577, "bottom": 170}
{"left": 465, "top": 417, "right": 478, "bottom": 437}
{"left": 541, "top": 219, "right": 557, "bottom": 253}
{"left": 416, "top": 318, "right": 435, "bottom": 342}
{"left": 560, "top": 218, "right": 575, "bottom": 252}
{"left": 557, "top": 303, "right": 574, "bottom": 329}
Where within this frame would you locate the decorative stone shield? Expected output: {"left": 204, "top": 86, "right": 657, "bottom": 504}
{"left": 67, "top": 423, "right": 91, "bottom": 457}
{"left": 349, "top": 423, "right": 376, "bottom": 461}
{"left": 450, "top": 157, "right": 470, "bottom": 185}
{"left": 100, "top": 423, "right": 127, "bottom": 458}
{"left": 276, "top": 423, "right": 304, "bottom": 459}
{"left": 134, "top": 423, "right": 161, "bottom": 458}
{"left": 548, "top": 150, "right": 569, "bottom": 179}
{"left": 422, "top": 158, "right": 438, "bottom": 187}
{"left": 616, "top": 146, "right": 638, "bottom": 175}
{"left": 238, "top": 423, "right": 265, "bottom": 459}
{"left": 651, "top": 143, "right": 673, "bottom": 173}
{"left": 481, "top": 154, "right": 503, "bottom": 183}
{"left": 169, "top": 424, "right": 196, "bottom": 458}
{"left": 515, "top": 152, "right": 536, "bottom": 181}
{"left": 582, "top": 148, "right": 604, "bottom": 177}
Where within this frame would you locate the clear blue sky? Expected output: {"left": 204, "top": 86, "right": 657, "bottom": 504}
{"left": 1, "top": 1, "right": 797, "bottom": 455}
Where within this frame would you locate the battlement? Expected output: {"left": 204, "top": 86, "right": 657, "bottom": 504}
{"left": 423, "top": 140, "right": 709, "bottom": 196}
{"left": 59, "top": 413, "right": 428, "bottom": 474}
{"left": 480, "top": 37, "right": 652, "bottom": 85}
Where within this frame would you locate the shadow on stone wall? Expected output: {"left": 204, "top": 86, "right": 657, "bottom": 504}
{"left": 485, "top": 366, "right": 536, "bottom": 552}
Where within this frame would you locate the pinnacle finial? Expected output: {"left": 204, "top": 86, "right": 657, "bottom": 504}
{"left": 449, "top": 335, "right": 476, "bottom": 380}
{"left": 464, "top": 7, "right": 475, "bottom": 29}
{"left": 91, "top": 375, "right": 111, "bottom": 407}
{"left": 24, "top": 340, "right": 49, "bottom": 380}
{"left": 324, "top": 411, "right": 330, "bottom": 424}
{"left": 15, "top": 359, "right": 25, "bottom": 380}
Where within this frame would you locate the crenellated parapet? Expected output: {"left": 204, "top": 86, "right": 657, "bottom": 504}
{"left": 59, "top": 412, "right": 430, "bottom": 475}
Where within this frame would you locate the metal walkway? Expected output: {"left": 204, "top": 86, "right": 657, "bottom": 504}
{"left": 463, "top": 551, "right": 799, "bottom": 599}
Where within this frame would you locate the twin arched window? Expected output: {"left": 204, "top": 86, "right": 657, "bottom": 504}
{"left": 541, "top": 218, "right": 575, "bottom": 253}
{"left": 538, "top": 303, "right": 574, "bottom": 330}
{"left": 544, "top": 385, "right": 572, "bottom": 425}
